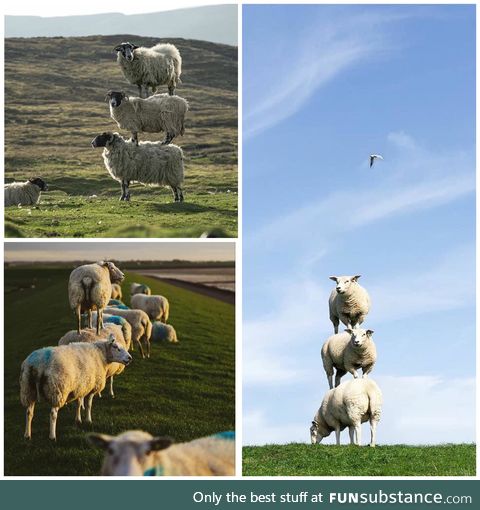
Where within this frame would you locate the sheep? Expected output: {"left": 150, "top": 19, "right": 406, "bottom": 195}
{"left": 103, "top": 307, "right": 152, "bottom": 359}
{"left": 100, "top": 314, "right": 133, "bottom": 350}
{"left": 310, "top": 378, "right": 382, "bottom": 447}
{"left": 131, "top": 294, "right": 169, "bottom": 322}
{"left": 20, "top": 335, "right": 132, "bottom": 440}
{"left": 106, "top": 91, "right": 188, "bottom": 145}
{"left": 89, "top": 430, "right": 235, "bottom": 476}
{"left": 108, "top": 299, "right": 129, "bottom": 309}
{"left": 5, "top": 177, "right": 48, "bottom": 207}
{"left": 91, "top": 132, "right": 184, "bottom": 202}
{"left": 131, "top": 283, "right": 151, "bottom": 296}
{"left": 58, "top": 326, "right": 130, "bottom": 398}
{"left": 111, "top": 283, "right": 123, "bottom": 301}
{"left": 321, "top": 328, "right": 377, "bottom": 389}
{"left": 114, "top": 41, "right": 182, "bottom": 98}
{"left": 152, "top": 322, "right": 178, "bottom": 343}
{"left": 68, "top": 261, "right": 124, "bottom": 335}
{"left": 328, "top": 275, "right": 371, "bottom": 333}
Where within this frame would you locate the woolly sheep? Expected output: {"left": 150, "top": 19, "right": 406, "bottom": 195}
{"left": 131, "top": 294, "right": 169, "bottom": 323}
{"left": 310, "top": 378, "right": 382, "bottom": 447}
{"left": 103, "top": 307, "right": 152, "bottom": 359}
{"left": 5, "top": 177, "right": 48, "bottom": 207}
{"left": 328, "top": 275, "right": 371, "bottom": 333}
{"left": 91, "top": 132, "right": 184, "bottom": 202}
{"left": 100, "top": 314, "right": 133, "bottom": 350}
{"left": 114, "top": 42, "right": 182, "bottom": 98}
{"left": 151, "top": 322, "right": 178, "bottom": 343}
{"left": 321, "top": 328, "right": 377, "bottom": 389}
{"left": 68, "top": 261, "right": 124, "bottom": 335}
{"left": 58, "top": 325, "right": 130, "bottom": 398}
{"left": 111, "top": 283, "right": 123, "bottom": 301}
{"left": 131, "top": 283, "right": 151, "bottom": 296}
{"left": 20, "top": 336, "right": 132, "bottom": 440}
{"left": 106, "top": 91, "right": 188, "bottom": 145}
{"left": 89, "top": 430, "right": 235, "bottom": 476}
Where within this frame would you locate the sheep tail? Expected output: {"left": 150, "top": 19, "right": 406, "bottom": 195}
{"left": 81, "top": 276, "right": 93, "bottom": 305}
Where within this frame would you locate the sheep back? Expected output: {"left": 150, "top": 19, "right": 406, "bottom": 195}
{"left": 5, "top": 181, "right": 41, "bottom": 207}
{"left": 152, "top": 322, "right": 178, "bottom": 343}
{"left": 68, "top": 263, "right": 112, "bottom": 311}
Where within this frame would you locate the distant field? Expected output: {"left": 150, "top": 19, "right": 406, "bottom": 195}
{"left": 4, "top": 269, "right": 235, "bottom": 476}
{"left": 5, "top": 35, "right": 237, "bottom": 237}
{"left": 242, "top": 443, "right": 476, "bottom": 476}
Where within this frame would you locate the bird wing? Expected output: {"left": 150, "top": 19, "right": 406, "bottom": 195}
{"left": 369, "top": 156, "right": 374, "bottom": 167}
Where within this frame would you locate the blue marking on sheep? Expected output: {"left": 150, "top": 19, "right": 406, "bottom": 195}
{"left": 108, "top": 299, "right": 125, "bottom": 306}
{"left": 113, "top": 304, "right": 129, "bottom": 310}
{"left": 144, "top": 466, "right": 164, "bottom": 476}
{"left": 27, "top": 347, "right": 53, "bottom": 366}
{"left": 105, "top": 315, "right": 125, "bottom": 326}
{"left": 213, "top": 431, "right": 235, "bottom": 441}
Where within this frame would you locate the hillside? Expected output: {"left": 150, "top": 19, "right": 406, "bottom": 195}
{"left": 243, "top": 443, "right": 476, "bottom": 476}
{"left": 4, "top": 35, "right": 237, "bottom": 237}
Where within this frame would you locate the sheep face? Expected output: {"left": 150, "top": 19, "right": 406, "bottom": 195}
{"left": 29, "top": 177, "right": 48, "bottom": 191}
{"left": 98, "top": 261, "right": 125, "bottom": 284}
{"left": 329, "top": 275, "right": 361, "bottom": 294}
{"left": 105, "top": 336, "right": 132, "bottom": 366}
{"left": 345, "top": 328, "right": 374, "bottom": 348}
{"left": 114, "top": 42, "right": 139, "bottom": 62}
{"left": 310, "top": 420, "right": 331, "bottom": 444}
{"left": 105, "top": 90, "right": 126, "bottom": 108}
{"left": 88, "top": 430, "right": 173, "bottom": 476}
{"left": 91, "top": 132, "right": 115, "bottom": 148}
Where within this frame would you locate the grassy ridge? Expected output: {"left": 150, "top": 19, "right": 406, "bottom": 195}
{"left": 242, "top": 443, "right": 476, "bottom": 476}
{"left": 5, "top": 35, "right": 237, "bottom": 237}
{"left": 4, "top": 269, "right": 235, "bottom": 476}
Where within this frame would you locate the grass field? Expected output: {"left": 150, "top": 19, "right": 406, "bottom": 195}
{"left": 5, "top": 35, "right": 237, "bottom": 237}
{"left": 242, "top": 443, "right": 476, "bottom": 476}
{"left": 4, "top": 268, "right": 235, "bottom": 476}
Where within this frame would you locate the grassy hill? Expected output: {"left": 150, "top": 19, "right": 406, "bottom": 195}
{"left": 243, "top": 443, "right": 476, "bottom": 476}
{"left": 4, "top": 268, "right": 235, "bottom": 476}
{"left": 4, "top": 35, "right": 237, "bottom": 237}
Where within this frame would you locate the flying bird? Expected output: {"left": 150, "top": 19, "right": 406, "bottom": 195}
{"left": 369, "top": 154, "right": 384, "bottom": 168}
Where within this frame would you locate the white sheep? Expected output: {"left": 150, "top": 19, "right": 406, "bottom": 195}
{"left": 89, "top": 430, "right": 235, "bottom": 476}
{"left": 328, "top": 275, "right": 371, "bottom": 333}
{"left": 103, "top": 307, "right": 152, "bottom": 359}
{"left": 89, "top": 313, "right": 133, "bottom": 351}
{"left": 310, "top": 378, "right": 382, "bottom": 447}
{"left": 131, "top": 282, "right": 151, "bottom": 296}
{"left": 131, "top": 294, "right": 169, "bottom": 322}
{"left": 91, "top": 132, "right": 184, "bottom": 202}
{"left": 20, "top": 336, "right": 132, "bottom": 440}
{"left": 111, "top": 283, "right": 123, "bottom": 301}
{"left": 151, "top": 322, "right": 178, "bottom": 343}
{"left": 58, "top": 325, "right": 130, "bottom": 398}
{"left": 68, "top": 261, "right": 124, "bottom": 334}
{"left": 106, "top": 91, "right": 188, "bottom": 145}
{"left": 321, "top": 328, "right": 377, "bottom": 389}
{"left": 5, "top": 177, "right": 48, "bottom": 207}
{"left": 114, "top": 42, "right": 182, "bottom": 97}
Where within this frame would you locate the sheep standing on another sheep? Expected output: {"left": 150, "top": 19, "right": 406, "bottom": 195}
{"left": 106, "top": 91, "right": 188, "bottom": 145}
{"left": 89, "top": 430, "right": 235, "bottom": 476}
{"left": 5, "top": 177, "right": 48, "bottom": 207}
{"left": 321, "top": 328, "right": 377, "bottom": 389}
{"left": 310, "top": 378, "right": 382, "bottom": 447}
{"left": 114, "top": 42, "right": 182, "bottom": 97}
{"left": 328, "top": 275, "right": 371, "bottom": 333}
{"left": 111, "top": 283, "right": 123, "bottom": 301}
{"left": 131, "top": 283, "right": 151, "bottom": 296}
{"left": 58, "top": 326, "right": 130, "bottom": 398}
{"left": 68, "top": 261, "right": 124, "bottom": 334}
{"left": 152, "top": 322, "right": 178, "bottom": 343}
{"left": 91, "top": 132, "right": 184, "bottom": 202}
{"left": 131, "top": 294, "right": 169, "bottom": 322}
{"left": 20, "top": 336, "right": 132, "bottom": 440}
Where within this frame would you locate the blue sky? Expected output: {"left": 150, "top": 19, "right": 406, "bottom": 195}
{"left": 243, "top": 4, "right": 475, "bottom": 445}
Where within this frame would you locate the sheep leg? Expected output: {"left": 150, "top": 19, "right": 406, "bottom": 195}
{"left": 136, "top": 337, "right": 146, "bottom": 358}
{"left": 347, "top": 366, "right": 359, "bottom": 379}
{"left": 335, "top": 427, "right": 341, "bottom": 446}
{"left": 330, "top": 316, "right": 339, "bottom": 334}
{"left": 354, "top": 423, "right": 362, "bottom": 446}
{"left": 162, "top": 132, "right": 174, "bottom": 145}
{"left": 96, "top": 308, "right": 102, "bottom": 335}
{"left": 75, "top": 305, "right": 82, "bottom": 333}
{"left": 85, "top": 394, "right": 95, "bottom": 424}
{"left": 49, "top": 407, "right": 59, "bottom": 440}
{"left": 109, "top": 376, "right": 115, "bottom": 398}
{"left": 24, "top": 402, "right": 35, "bottom": 439}
{"left": 348, "top": 426, "right": 355, "bottom": 445}
{"left": 124, "top": 181, "right": 131, "bottom": 201}
{"left": 362, "top": 365, "right": 373, "bottom": 378}
{"left": 168, "top": 83, "right": 175, "bottom": 96}
{"left": 131, "top": 132, "right": 139, "bottom": 146}
{"left": 334, "top": 369, "right": 346, "bottom": 388}
{"left": 370, "top": 419, "right": 378, "bottom": 447}
{"left": 146, "top": 338, "right": 151, "bottom": 359}
{"left": 172, "top": 186, "right": 180, "bottom": 202}
{"left": 178, "top": 188, "right": 184, "bottom": 202}
{"left": 87, "top": 309, "right": 92, "bottom": 329}
{"left": 75, "top": 399, "right": 83, "bottom": 424}
{"left": 137, "top": 84, "right": 143, "bottom": 98}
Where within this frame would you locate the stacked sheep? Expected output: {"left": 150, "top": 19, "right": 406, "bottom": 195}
{"left": 310, "top": 275, "right": 383, "bottom": 448}
{"left": 91, "top": 40, "right": 189, "bottom": 203}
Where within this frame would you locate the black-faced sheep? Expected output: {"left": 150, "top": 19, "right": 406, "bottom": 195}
{"left": 5, "top": 177, "right": 48, "bottom": 207}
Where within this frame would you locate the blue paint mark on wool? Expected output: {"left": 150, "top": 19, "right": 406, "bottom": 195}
{"left": 108, "top": 299, "right": 124, "bottom": 306}
{"left": 105, "top": 315, "right": 125, "bottom": 326}
{"left": 114, "top": 304, "right": 129, "bottom": 310}
{"left": 27, "top": 347, "right": 53, "bottom": 366}
{"left": 144, "top": 466, "right": 164, "bottom": 477}
{"left": 213, "top": 431, "right": 235, "bottom": 441}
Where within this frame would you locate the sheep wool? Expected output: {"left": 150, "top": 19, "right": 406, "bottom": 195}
{"left": 5, "top": 179, "right": 46, "bottom": 207}
{"left": 151, "top": 321, "right": 178, "bottom": 343}
{"left": 131, "top": 283, "right": 151, "bottom": 296}
{"left": 131, "top": 294, "right": 169, "bottom": 322}
{"left": 111, "top": 283, "right": 123, "bottom": 301}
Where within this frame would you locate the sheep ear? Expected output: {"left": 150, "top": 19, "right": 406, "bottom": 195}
{"left": 345, "top": 328, "right": 353, "bottom": 334}
{"left": 352, "top": 275, "right": 362, "bottom": 281}
{"left": 131, "top": 44, "right": 139, "bottom": 50}
{"left": 88, "top": 433, "right": 112, "bottom": 450}
{"left": 366, "top": 330, "right": 374, "bottom": 337}
{"left": 329, "top": 276, "right": 338, "bottom": 282}
{"left": 114, "top": 45, "right": 122, "bottom": 52}
{"left": 148, "top": 436, "right": 173, "bottom": 452}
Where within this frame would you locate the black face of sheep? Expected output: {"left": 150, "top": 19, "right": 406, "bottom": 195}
{"left": 29, "top": 177, "right": 48, "bottom": 191}
{"left": 105, "top": 91, "right": 126, "bottom": 108}
{"left": 114, "top": 42, "right": 139, "bottom": 62}
{"left": 91, "top": 133, "right": 115, "bottom": 148}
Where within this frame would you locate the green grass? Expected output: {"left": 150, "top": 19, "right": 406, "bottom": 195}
{"left": 242, "top": 443, "right": 476, "bottom": 476}
{"left": 5, "top": 35, "right": 238, "bottom": 237}
{"left": 4, "top": 268, "right": 235, "bottom": 476}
